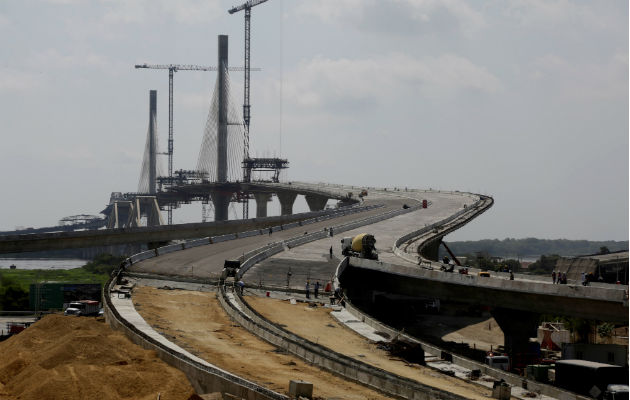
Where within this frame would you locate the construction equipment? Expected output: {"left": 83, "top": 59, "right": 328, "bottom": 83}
{"left": 341, "top": 233, "right": 378, "bottom": 260}
{"left": 64, "top": 300, "right": 100, "bottom": 317}
{"left": 134, "top": 63, "right": 258, "bottom": 224}
{"left": 228, "top": 0, "right": 269, "bottom": 139}
{"left": 229, "top": 0, "right": 270, "bottom": 220}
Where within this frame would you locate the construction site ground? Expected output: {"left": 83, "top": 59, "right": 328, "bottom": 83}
{"left": 0, "top": 314, "right": 198, "bottom": 400}
{"left": 132, "top": 285, "right": 392, "bottom": 399}
{"left": 132, "top": 284, "right": 496, "bottom": 399}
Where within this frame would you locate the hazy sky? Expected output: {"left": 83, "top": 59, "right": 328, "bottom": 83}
{"left": 0, "top": 0, "right": 627, "bottom": 241}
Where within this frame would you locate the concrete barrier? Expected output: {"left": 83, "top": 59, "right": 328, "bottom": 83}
{"left": 220, "top": 287, "right": 468, "bottom": 400}
{"left": 340, "top": 298, "right": 588, "bottom": 400}
{"left": 157, "top": 243, "right": 184, "bottom": 255}
{"left": 185, "top": 238, "right": 210, "bottom": 249}
{"left": 103, "top": 275, "right": 288, "bottom": 400}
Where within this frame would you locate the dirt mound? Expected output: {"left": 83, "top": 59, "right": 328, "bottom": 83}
{"left": 0, "top": 314, "right": 197, "bottom": 400}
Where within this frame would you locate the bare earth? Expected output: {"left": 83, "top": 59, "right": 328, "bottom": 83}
{"left": 0, "top": 314, "right": 197, "bottom": 400}
{"left": 246, "top": 296, "right": 494, "bottom": 399}
{"left": 132, "top": 286, "right": 392, "bottom": 399}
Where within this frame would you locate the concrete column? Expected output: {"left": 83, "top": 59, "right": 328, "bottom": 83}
{"left": 211, "top": 192, "right": 231, "bottom": 222}
{"left": 419, "top": 238, "right": 441, "bottom": 261}
{"left": 491, "top": 307, "right": 540, "bottom": 356}
{"left": 149, "top": 90, "right": 157, "bottom": 194}
{"left": 217, "top": 35, "right": 228, "bottom": 183}
{"left": 254, "top": 193, "right": 272, "bottom": 218}
{"left": 277, "top": 192, "right": 297, "bottom": 216}
{"left": 304, "top": 194, "right": 328, "bottom": 211}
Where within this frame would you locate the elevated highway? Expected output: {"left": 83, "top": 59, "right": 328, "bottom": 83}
{"left": 0, "top": 183, "right": 363, "bottom": 254}
{"left": 99, "top": 182, "right": 627, "bottom": 399}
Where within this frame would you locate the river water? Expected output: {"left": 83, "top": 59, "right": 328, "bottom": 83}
{"left": 0, "top": 258, "right": 88, "bottom": 270}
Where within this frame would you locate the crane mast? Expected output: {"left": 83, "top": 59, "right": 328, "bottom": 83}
{"left": 228, "top": 0, "right": 269, "bottom": 159}
{"left": 229, "top": 0, "right": 269, "bottom": 220}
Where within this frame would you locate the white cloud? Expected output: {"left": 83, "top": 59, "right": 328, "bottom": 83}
{"left": 529, "top": 52, "right": 628, "bottom": 101}
{"left": 0, "top": 68, "right": 43, "bottom": 92}
{"left": 27, "top": 48, "right": 112, "bottom": 70}
{"left": 101, "top": 0, "right": 222, "bottom": 25}
{"left": 0, "top": 13, "right": 10, "bottom": 28}
{"left": 294, "top": 0, "right": 486, "bottom": 36}
{"left": 504, "top": 0, "right": 624, "bottom": 33}
{"left": 283, "top": 53, "right": 502, "bottom": 110}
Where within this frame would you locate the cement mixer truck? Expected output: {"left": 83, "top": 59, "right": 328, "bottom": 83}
{"left": 341, "top": 233, "right": 378, "bottom": 260}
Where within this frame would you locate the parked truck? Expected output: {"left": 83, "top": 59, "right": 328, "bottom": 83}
{"left": 555, "top": 359, "right": 628, "bottom": 399}
{"left": 64, "top": 300, "right": 100, "bottom": 316}
{"left": 341, "top": 233, "right": 378, "bottom": 260}
{"left": 485, "top": 352, "right": 510, "bottom": 371}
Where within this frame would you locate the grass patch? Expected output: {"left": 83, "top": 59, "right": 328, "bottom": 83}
{"left": 1, "top": 268, "right": 110, "bottom": 292}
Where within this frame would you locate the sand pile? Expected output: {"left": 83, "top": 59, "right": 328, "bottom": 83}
{"left": 0, "top": 314, "right": 198, "bottom": 400}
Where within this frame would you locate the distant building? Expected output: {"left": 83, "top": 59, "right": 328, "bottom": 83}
{"left": 555, "top": 251, "right": 628, "bottom": 284}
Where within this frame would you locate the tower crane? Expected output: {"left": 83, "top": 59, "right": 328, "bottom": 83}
{"left": 228, "top": 0, "right": 269, "bottom": 158}
{"left": 134, "top": 63, "right": 257, "bottom": 224}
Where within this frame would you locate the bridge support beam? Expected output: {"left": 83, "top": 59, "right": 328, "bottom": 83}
{"left": 211, "top": 193, "right": 231, "bottom": 222}
{"left": 304, "top": 194, "right": 328, "bottom": 211}
{"left": 419, "top": 237, "right": 442, "bottom": 261}
{"left": 107, "top": 201, "right": 132, "bottom": 229}
{"left": 254, "top": 193, "right": 272, "bottom": 218}
{"left": 491, "top": 307, "right": 540, "bottom": 359}
{"left": 277, "top": 192, "right": 297, "bottom": 216}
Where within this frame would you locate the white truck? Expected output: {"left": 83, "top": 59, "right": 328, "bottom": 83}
{"left": 485, "top": 352, "right": 510, "bottom": 371}
{"left": 64, "top": 300, "right": 100, "bottom": 316}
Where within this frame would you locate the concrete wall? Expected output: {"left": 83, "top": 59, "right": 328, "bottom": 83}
{"left": 340, "top": 295, "right": 591, "bottom": 400}
{"left": 220, "top": 288, "right": 469, "bottom": 400}
{"left": 0, "top": 204, "right": 369, "bottom": 254}
{"left": 103, "top": 275, "right": 288, "bottom": 400}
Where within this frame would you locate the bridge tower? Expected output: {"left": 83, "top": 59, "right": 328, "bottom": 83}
{"left": 148, "top": 90, "right": 157, "bottom": 194}
{"left": 212, "top": 35, "right": 231, "bottom": 221}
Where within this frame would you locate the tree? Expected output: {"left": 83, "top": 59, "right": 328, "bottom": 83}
{"left": 599, "top": 246, "right": 611, "bottom": 255}
{"left": 0, "top": 274, "right": 29, "bottom": 311}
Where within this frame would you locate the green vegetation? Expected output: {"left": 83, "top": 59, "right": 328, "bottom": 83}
{"left": 0, "top": 275, "right": 29, "bottom": 310}
{"left": 526, "top": 255, "right": 561, "bottom": 274}
{"left": 0, "top": 253, "right": 125, "bottom": 310}
{"left": 444, "top": 238, "right": 628, "bottom": 258}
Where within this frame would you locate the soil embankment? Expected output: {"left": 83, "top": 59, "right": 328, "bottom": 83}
{"left": 0, "top": 314, "right": 198, "bottom": 400}
{"left": 132, "top": 286, "right": 393, "bottom": 399}
{"left": 246, "top": 296, "right": 494, "bottom": 399}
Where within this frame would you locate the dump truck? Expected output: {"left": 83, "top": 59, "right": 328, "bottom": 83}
{"left": 221, "top": 259, "right": 241, "bottom": 281}
{"left": 341, "top": 233, "right": 378, "bottom": 260}
{"left": 64, "top": 300, "right": 100, "bottom": 316}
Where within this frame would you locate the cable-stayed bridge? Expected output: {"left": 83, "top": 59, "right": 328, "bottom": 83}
{"left": 103, "top": 35, "right": 301, "bottom": 229}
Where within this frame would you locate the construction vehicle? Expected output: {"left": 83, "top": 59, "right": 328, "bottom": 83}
{"left": 341, "top": 234, "right": 378, "bottom": 260}
{"left": 485, "top": 352, "right": 510, "bottom": 371}
{"left": 64, "top": 300, "right": 100, "bottom": 316}
{"left": 221, "top": 259, "right": 241, "bottom": 281}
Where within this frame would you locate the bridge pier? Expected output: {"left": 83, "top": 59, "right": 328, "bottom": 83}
{"left": 419, "top": 237, "right": 442, "bottom": 261}
{"left": 491, "top": 307, "right": 540, "bottom": 360}
{"left": 277, "top": 192, "right": 297, "bottom": 215}
{"left": 254, "top": 193, "right": 272, "bottom": 218}
{"left": 211, "top": 193, "right": 231, "bottom": 222}
{"left": 304, "top": 194, "right": 328, "bottom": 211}
{"left": 107, "top": 201, "right": 132, "bottom": 229}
